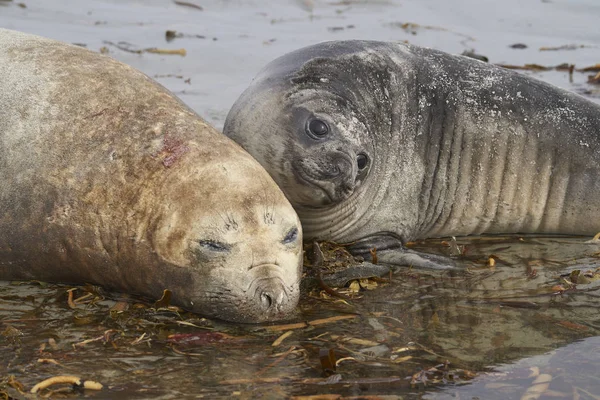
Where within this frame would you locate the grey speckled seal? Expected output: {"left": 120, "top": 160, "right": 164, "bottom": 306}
{"left": 0, "top": 29, "right": 303, "bottom": 323}
{"left": 224, "top": 40, "right": 600, "bottom": 269}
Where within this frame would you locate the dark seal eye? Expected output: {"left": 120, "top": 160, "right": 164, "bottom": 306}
{"left": 357, "top": 153, "right": 369, "bottom": 170}
{"left": 307, "top": 119, "right": 329, "bottom": 137}
{"left": 282, "top": 227, "right": 299, "bottom": 244}
{"left": 197, "top": 240, "right": 231, "bottom": 252}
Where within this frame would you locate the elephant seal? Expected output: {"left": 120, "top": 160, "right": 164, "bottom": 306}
{"left": 0, "top": 29, "right": 302, "bottom": 323}
{"left": 224, "top": 40, "right": 600, "bottom": 269}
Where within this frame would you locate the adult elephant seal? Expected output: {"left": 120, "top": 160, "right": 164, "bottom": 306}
{"left": 224, "top": 40, "right": 600, "bottom": 269}
{"left": 0, "top": 29, "right": 302, "bottom": 323}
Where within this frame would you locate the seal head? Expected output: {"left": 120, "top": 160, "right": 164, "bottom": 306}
{"left": 224, "top": 42, "right": 389, "bottom": 209}
{"left": 146, "top": 151, "right": 304, "bottom": 322}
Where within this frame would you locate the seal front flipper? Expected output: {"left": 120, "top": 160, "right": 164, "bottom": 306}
{"left": 345, "top": 234, "right": 456, "bottom": 270}
{"left": 375, "top": 248, "right": 456, "bottom": 270}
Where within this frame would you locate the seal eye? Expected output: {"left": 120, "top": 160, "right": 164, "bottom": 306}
{"left": 197, "top": 240, "right": 231, "bottom": 252}
{"left": 307, "top": 119, "right": 329, "bottom": 137}
{"left": 357, "top": 153, "right": 369, "bottom": 170}
{"left": 282, "top": 227, "right": 299, "bottom": 244}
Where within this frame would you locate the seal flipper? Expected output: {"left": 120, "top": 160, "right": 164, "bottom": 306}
{"left": 374, "top": 248, "right": 456, "bottom": 270}
{"left": 345, "top": 234, "right": 456, "bottom": 270}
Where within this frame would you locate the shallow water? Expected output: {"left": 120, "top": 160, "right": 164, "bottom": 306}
{"left": 1, "top": 0, "right": 600, "bottom": 398}
{"left": 2, "top": 236, "right": 600, "bottom": 398}
{"left": 0, "top": 0, "right": 598, "bottom": 129}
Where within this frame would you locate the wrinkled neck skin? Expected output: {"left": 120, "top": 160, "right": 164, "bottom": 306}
{"left": 299, "top": 43, "right": 600, "bottom": 250}
{"left": 408, "top": 46, "right": 600, "bottom": 239}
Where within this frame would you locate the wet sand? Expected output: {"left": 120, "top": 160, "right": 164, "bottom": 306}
{"left": 1, "top": 0, "right": 598, "bottom": 129}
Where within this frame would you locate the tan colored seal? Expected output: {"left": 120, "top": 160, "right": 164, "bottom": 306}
{"left": 0, "top": 29, "right": 302, "bottom": 323}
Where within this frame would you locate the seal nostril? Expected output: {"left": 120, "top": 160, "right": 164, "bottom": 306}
{"left": 357, "top": 153, "right": 368, "bottom": 170}
{"left": 261, "top": 292, "right": 273, "bottom": 309}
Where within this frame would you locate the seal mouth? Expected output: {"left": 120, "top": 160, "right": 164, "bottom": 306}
{"left": 246, "top": 275, "right": 298, "bottom": 316}
{"left": 291, "top": 157, "right": 356, "bottom": 205}
{"left": 294, "top": 167, "right": 336, "bottom": 204}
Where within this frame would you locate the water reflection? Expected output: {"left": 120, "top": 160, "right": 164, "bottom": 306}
{"left": 2, "top": 236, "right": 598, "bottom": 398}
{"left": 430, "top": 336, "right": 600, "bottom": 400}
{"left": 363, "top": 236, "right": 600, "bottom": 365}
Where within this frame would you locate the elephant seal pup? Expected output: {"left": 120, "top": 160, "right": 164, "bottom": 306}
{"left": 0, "top": 29, "right": 302, "bottom": 323}
{"left": 224, "top": 40, "right": 600, "bottom": 269}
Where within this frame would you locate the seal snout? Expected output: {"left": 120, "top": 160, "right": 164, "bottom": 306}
{"left": 320, "top": 155, "right": 353, "bottom": 180}
{"left": 250, "top": 275, "right": 293, "bottom": 314}
{"left": 256, "top": 284, "right": 287, "bottom": 313}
